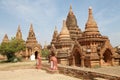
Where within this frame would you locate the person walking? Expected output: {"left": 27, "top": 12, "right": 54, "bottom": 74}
{"left": 36, "top": 53, "right": 41, "bottom": 69}
{"left": 50, "top": 51, "right": 58, "bottom": 70}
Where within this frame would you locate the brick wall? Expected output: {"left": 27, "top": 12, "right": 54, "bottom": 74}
{"left": 42, "top": 63, "right": 120, "bottom": 80}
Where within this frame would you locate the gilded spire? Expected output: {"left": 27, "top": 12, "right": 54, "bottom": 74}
{"left": 2, "top": 34, "right": 9, "bottom": 43}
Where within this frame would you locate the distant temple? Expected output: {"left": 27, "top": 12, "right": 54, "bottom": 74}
{"left": 1, "top": 24, "right": 42, "bottom": 60}
{"left": 51, "top": 6, "right": 120, "bottom": 67}
{"left": 25, "top": 24, "right": 41, "bottom": 59}
{"left": 2, "top": 34, "right": 9, "bottom": 43}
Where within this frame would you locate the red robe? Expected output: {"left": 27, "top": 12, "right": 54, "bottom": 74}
{"left": 50, "top": 56, "right": 58, "bottom": 70}
{"left": 36, "top": 56, "right": 41, "bottom": 69}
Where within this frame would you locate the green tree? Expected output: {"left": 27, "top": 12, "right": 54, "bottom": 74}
{"left": 41, "top": 49, "right": 49, "bottom": 59}
{"left": 0, "top": 38, "right": 25, "bottom": 62}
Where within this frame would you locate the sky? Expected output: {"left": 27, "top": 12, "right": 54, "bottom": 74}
{"left": 0, "top": 0, "right": 120, "bottom": 48}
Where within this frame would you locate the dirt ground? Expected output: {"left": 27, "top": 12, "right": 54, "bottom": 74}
{"left": 0, "top": 61, "right": 81, "bottom": 80}
{"left": 0, "top": 61, "right": 120, "bottom": 80}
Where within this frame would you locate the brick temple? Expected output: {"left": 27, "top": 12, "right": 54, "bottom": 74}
{"left": 2, "top": 24, "right": 42, "bottom": 60}
{"left": 51, "top": 6, "right": 120, "bottom": 67}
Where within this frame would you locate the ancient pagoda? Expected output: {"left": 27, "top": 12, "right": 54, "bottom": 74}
{"left": 51, "top": 6, "right": 120, "bottom": 67}
{"left": 2, "top": 34, "right": 9, "bottom": 43}
{"left": 51, "top": 26, "right": 58, "bottom": 45}
{"left": 16, "top": 25, "right": 23, "bottom": 40}
{"left": 25, "top": 24, "right": 41, "bottom": 59}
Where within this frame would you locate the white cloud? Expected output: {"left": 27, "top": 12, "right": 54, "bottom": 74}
{"left": 0, "top": 0, "right": 57, "bottom": 23}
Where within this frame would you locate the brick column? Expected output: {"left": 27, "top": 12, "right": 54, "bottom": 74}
{"left": 81, "top": 56, "right": 85, "bottom": 67}
{"left": 111, "top": 56, "right": 114, "bottom": 66}
{"left": 99, "top": 56, "right": 103, "bottom": 67}
{"left": 72, "top": 56, "right": 75, "bottom": 66}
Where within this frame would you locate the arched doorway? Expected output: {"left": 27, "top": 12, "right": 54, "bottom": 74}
{"left": 74, "top": 50, "right": 81, "bottom": 67}
{"left": 35, "top": 51, "right": 38, "bottom": 59}
{"left": 103, "top": 49, "right": 112, "bottom": 65}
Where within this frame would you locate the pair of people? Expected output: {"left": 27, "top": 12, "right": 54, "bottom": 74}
{"left": 35, "top": 51, "right": 58, "bottom": 70}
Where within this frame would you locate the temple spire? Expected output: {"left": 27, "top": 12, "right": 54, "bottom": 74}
{"left": 51, "top": 26, "right": 58, "bottom": 44}
{"left": 2, "top": 34, "right": 9, "bottom": 43}
{"left": 16, "top": 25, "right": 22, "bottom": 40}
{"left": 28, "top": 23, "right": 35, "bottom": 38}
{"left": 30, "top": 23, "right": 33, "bottom": 31}
{"left": 58, "top": 20, "right": 72, "bottom": 42}
{"left": 55, "top": 26, "right": 57, "bottom": 32}
{"left": 66, "top": 5, "right": 78, "bottom": 29}
{"left": 86, "top": 6, "right": 97, "bottom": 26}
{"left": 84, "top": 7, "right": 100, "bottom": 36}
{"left": 60, "top": 20, "right": 70, "bottom": 35}
{"left": 69, "top": 5, "right": 73, "bottom": 13}
{"left": 18, "top": 25, "right": 21, "bottom": 32}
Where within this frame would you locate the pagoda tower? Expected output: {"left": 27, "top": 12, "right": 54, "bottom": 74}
{"left": 52, "top": 20, "right": 74, "bottom": 65}
{"left": 58, "top": 20, "right": 73, "bottom": 43}
{"left": 84, "top": 7, "right": 100, "bottom": 36}
{"left": 66, "top": 5, "right": 82, "bottom": 40}
{"left": 2, "top": 34, "right": 9, "bottom": 43}
{"left": 16, "top": 25, "right": 23, "bottom": 40}
{"left": 75, "top": 7, "right": 115, "bottom": 67}
{"left": 25, "top": 24, "right": 41, "bottom": 59}
{"left": 26, "top": 24, "right": 37, "bottom": 45}
{"left": 51, "top": 26, "right": 58, "bottom": 44}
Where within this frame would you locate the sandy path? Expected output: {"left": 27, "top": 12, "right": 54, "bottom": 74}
{"left": 0, "top": 69, "right": 81, "bottom": 80}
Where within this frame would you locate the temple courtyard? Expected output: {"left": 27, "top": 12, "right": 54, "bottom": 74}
{"left": 0, "top": 61, "right": 120, "bottom": 80}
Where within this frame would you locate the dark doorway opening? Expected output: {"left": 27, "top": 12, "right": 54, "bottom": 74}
{"left": 103, "top": 49, "right": 112, "bottom": 65}
{"left": 35, "top": 51, "right": 38, "bottom": 59}
{"left": 74, "top": 50, "right": 81, "bottom": 67}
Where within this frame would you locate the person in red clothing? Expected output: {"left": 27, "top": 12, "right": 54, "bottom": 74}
{"left": 50, "top": 51, "right": 58, "bottom": 70}
{"left": 36, "top": 53, "right": 41, "bottom": 69}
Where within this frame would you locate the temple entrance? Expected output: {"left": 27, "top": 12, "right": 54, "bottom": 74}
{"left": 103, "top": 49, "right": 112, "bottom": 65}
{"left": 35, "top": 51, "right": 38, "bottom": 59}
{"left": 74, "top": 50, "right": 81, "bottom": 67}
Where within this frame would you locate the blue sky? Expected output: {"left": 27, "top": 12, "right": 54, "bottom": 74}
{"left": 0, "top": 0, "right": 120, "bottom": 47}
